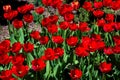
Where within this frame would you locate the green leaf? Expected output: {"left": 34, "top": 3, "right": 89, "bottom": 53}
{"left": 0, "top": 66, "right": 3, "bottom": 71}
{"left": 32, "top": 11, "right": 38, "bottom": 22}
{"left": 27, "top": 53, "right": 34, "bottom": 68}
{"left": 78, "top": 8, "right": 89, "bottom": 22}
{"left": 53, "top": 65, "right": 59, "bottom": 76}
{"left": 12, "top": 74, "right": 22, "bottom": 80}
{"left": 44, "top": 61, "right": 51, "bottom": 79}
{"left": 18, "top": 28, "right": 24, "bottom": 44}
{"left": 10, "top": 34, "right": 17, "bottom": 44}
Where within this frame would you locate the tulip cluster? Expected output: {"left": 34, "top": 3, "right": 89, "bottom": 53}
{"left": 0, "top": 0, "right": 120, "bottom": 80}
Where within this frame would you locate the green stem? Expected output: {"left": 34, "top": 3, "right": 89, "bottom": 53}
{"left": 36, "top": 72, "right": 38, "bottom": 80}
{"left": 102, "top": 73, "right": 106, "bottom": 80}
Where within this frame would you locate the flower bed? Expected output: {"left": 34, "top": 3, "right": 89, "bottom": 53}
{"left": 0, "top": 0, "right": 120, "bottom": 80}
